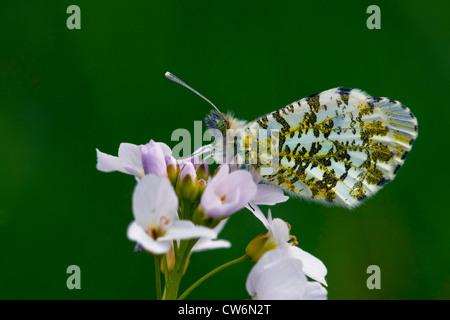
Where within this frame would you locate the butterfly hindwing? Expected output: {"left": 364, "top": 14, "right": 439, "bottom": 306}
{"left": 244, "top": 87, "right": 418, "bottom": 208}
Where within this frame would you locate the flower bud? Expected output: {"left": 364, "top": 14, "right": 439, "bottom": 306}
{"left": 141, "top": 140, "right": 167, "bottom": 177}
{"left": 176, "top": 162, "right": 198, "bottom": 202}
{"left": 160, "top": 245, "right": 189, "bottom": 275}
{"left": 195, "top": 179, "right": 207, "bottom": 202}
{"left": 198, "top": 179, "right": 207, "bottom": 187}
{"left": 165, "top": 155, "right": 179, "bottom": 186}
{"left": 245, "top": 232, "right": 278, "bottom": 262}
{"left": 196, "top": 161, "right": 210, "bottom": 180}
{"left": 180, "top": 162, "right": 196, "bottom": 182}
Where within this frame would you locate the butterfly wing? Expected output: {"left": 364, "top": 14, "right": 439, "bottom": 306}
{"left": 244, "top": 87, "right": 418, "bottom": 208}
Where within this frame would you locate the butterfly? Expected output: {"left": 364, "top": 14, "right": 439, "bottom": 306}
{"left": 166, "top": 73, "right": 418, "bottom": 208}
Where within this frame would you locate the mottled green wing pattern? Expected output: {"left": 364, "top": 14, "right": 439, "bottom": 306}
{"left": 245, "top": 87, "right": 418, "bottom": 208}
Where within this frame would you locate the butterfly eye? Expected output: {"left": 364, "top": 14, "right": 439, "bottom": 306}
{"left": 217, "top": 120, "right": 228, "bottom": 133}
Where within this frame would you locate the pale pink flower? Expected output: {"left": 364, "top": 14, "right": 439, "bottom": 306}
{"left": 200, "top": 165, "right": 257, "bottom": 219}
{"left": 96, "top": 140, "right": 172, "bottom": 179}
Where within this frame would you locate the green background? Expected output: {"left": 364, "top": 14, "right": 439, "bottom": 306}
{"left": 1, "top": 0, "right": 449, "bottom": 300}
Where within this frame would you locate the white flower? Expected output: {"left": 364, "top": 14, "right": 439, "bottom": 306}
{"left": 251, "top": 184, "right": 289, "bottom": 206}
{"left": 229, "top": 166, "right": 289, "bottom": 213}
{"left": 251, "top": 207, "right": 328, "bottom": 286}
{"left": 200, "top": 165, "right": 257, "bottom": 219}
{"left": 246, "top": 249, "right": 327, "bottom": 300}
{"left": 249, "top": 167, "right": 289, "bottom": 206}
{"left": 96, "top": 140, "right": 172, "bottom": 179}
{"left": 127, "top": 174, "right": 217, "bottom": 255}
{"left": 192, "top": 219, "right": 231, "bottom": 252}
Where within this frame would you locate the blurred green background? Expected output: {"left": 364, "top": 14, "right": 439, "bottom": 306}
{"left": 0, "top": 0, "right": 449, "bottom": 300}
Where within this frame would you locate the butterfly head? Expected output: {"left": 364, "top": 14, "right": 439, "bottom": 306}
{"left": 205, "top": 110, "right": 230, "bottom": 134}
{"left": 205, "top": 110, "right": 247, "bottom": 135}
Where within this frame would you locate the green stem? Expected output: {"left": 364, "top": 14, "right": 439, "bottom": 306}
{"left": 164, "top": 239, "right": 197, "bottom": 300}
{"left": 162, "top": 253, "right": 169, "bottom": 286}
{"left": 154, "top": 256, "right": 162, "bottom": 300}
{"left": 173, "top": 240, "right": 179, "bottom": 256}
{"left": 178, "top": 254, "right": 249, "bottom": 300}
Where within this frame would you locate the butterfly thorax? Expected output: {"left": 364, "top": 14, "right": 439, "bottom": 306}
{"left": 205, "top": 111, "right": 250, "bottom": 165}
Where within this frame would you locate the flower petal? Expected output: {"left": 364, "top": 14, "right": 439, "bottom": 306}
{"left": 157, "top": 142, "right": 172, "bottom": 156}
{"left": 206, "top": 189, "right": 243, "bottom": 218}
{"left": 132, "top": 175, "right": 178, "bottom": 227}
{"left": 270, "top": 218, "right": 290, "bottom": 245}
{"left": 153, "top": 179, "right": 179, "bottom": 221}
{"left": 202, "top": 169, "right": 257, "bottom": 218}
{"left": 288, "top": 246, "right": 328, "bottom": 286}
{"left": 158, "top": 220, "right": 217, "bottom": 242}
{"left": 180, "top": 162, "right": 197, "bottom": 182}
{"left": 246, "top": 249, "right": 308, "bottom": 300}
{"left": 304, "top": 282, "right": 328, "bottom": 300}
{"left": 127, "top": 221, "right": 171, "bottom": 255}
{"left": 165, "top": 155, "right": 177, "bottom": 167}
{"left": 192, "top": 239, "right": 231, "bottom": 252}
{"left": 220, "top": 170, "right": 257, "bottom": 200}
{"left": 192, "top": 219, "right": 231, "bottom": 252}
{"left": 96, "top": 149, "right": 124, "bottom": 173}
{"left": 253, "top": 184, "right": 289, "bottom": 205}
{"left": 118, "top": 143, "right": 144, "bottom": 177}
{"left": 141, "top": 140, "right": 167, "bottom": 177}
{"left": 246, "top": 204, "right": 271, "bottom": 230}
{"left": 200, "top": 193, "right": 224, "bottom": 217}
{"left": 213, "top": 164, "right": 230, "bottom": 179}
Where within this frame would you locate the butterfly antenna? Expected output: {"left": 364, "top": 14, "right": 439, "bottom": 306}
{"left": 165, "top": 72, "right": 222, "bottom": 113}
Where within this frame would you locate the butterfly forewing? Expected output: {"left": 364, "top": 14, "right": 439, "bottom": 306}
{"left": 244, "top": 87, "right": 418, "bottom": 208}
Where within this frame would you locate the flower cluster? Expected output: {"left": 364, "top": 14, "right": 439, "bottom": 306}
{"left": 96, "top": 139, "right": 328, "bottom": 300}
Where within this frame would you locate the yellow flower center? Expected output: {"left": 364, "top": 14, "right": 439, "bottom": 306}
{"left": 146, "top": 216, "right": 170, "bottom": 240}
